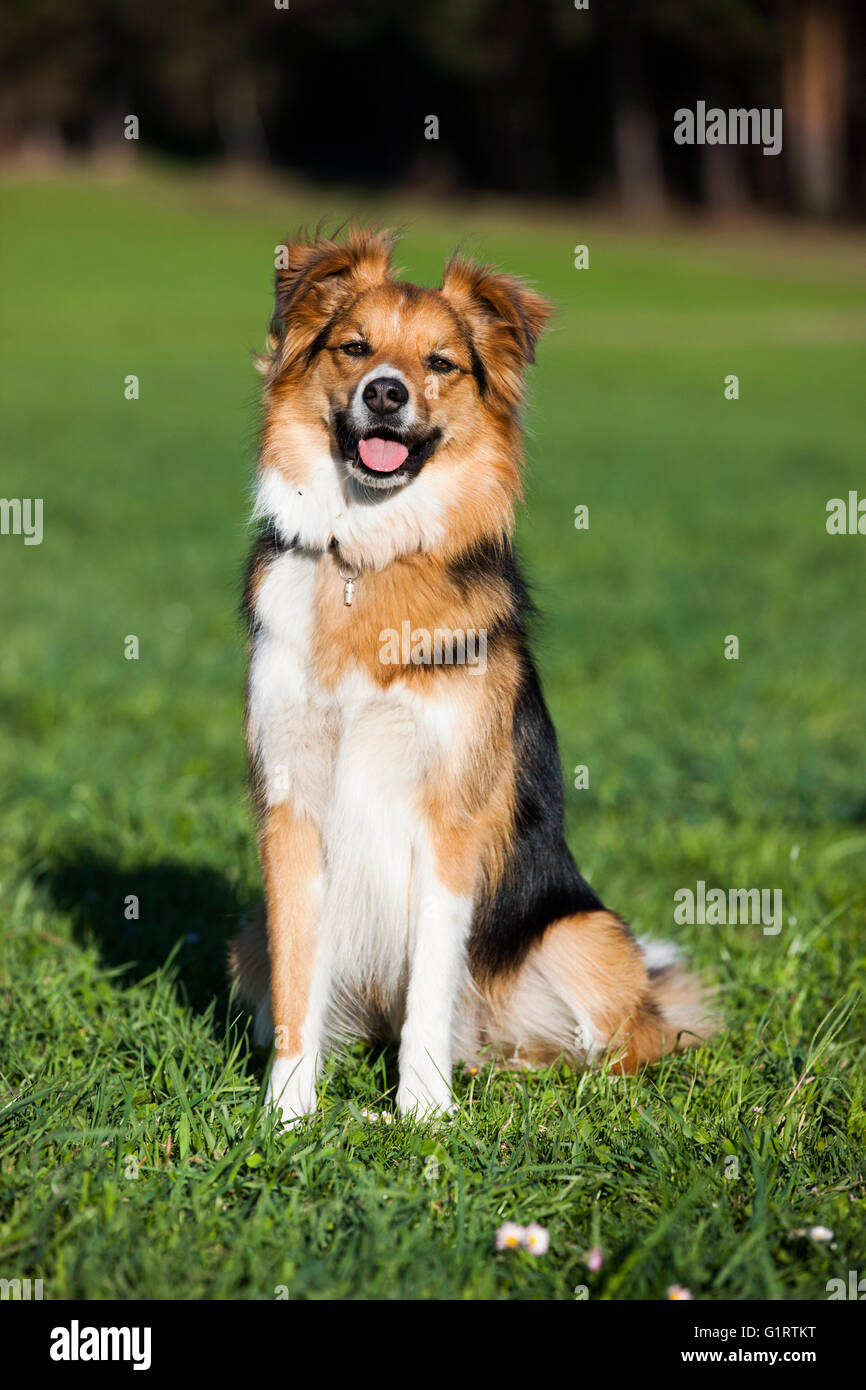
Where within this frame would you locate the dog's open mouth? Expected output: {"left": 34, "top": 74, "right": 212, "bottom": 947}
{"left": 336, "top": 422, "right": 441, "bottom": 487}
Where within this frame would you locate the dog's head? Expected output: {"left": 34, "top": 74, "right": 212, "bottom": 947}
{"left": 256, "top": 226, "right": 552, "bottom": 563}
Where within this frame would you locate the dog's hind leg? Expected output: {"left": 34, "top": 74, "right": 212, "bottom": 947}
{"left": 478, "top": 910, "right": 713, "bottom": 1070}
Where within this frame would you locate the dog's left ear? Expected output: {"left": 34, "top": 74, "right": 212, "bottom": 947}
{"left": 441, "top": 257, "right": 554, "bottom": 406}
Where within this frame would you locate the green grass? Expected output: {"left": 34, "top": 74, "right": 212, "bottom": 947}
{"left": 1, "top": 165, "right": 864, "bottom": 1300}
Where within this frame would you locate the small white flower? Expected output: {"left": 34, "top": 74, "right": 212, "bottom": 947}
{"left": 496, "top": 1222, "right": 525, "bottom": 1251}
{"left": 667, "top": 1284, "right": 693, "bottom": 1300}
{"left": 524, "top": 1223, "right": 550, "bottom": 1256}
{"left": 808, "top": 1225, "right": 833, "bottom": 1243}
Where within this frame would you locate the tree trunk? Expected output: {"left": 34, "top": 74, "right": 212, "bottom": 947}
{"left": 607, "top": 18, "right": 665, "bottom": 217}
{"left": 783, "top": 1, "right": 846, "bottom": 214}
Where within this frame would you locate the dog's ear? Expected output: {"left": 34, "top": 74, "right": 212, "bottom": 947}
{"left": 261, "top": 226, "right": 396, "bottom": 372}
{"left": 440, "top": 256, "right": 554, "bottom": 406}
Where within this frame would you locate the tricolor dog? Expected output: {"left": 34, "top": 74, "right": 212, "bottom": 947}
{"left": 230, "top": 227, "right": 712, "bottom": 1124}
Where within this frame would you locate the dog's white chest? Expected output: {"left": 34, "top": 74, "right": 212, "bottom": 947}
{"left": 249, "top": 548, "right": 458, "bottom": 1000}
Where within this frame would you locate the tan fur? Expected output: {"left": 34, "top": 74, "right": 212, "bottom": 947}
{"left": 423, "top": 647, "right": 522, "bottom": 899}
{"left": 473, "top": 911, "right": 712, "bottom": 1070}
{"left": 310, "top": 546, "right": 516, "bottom": 691}
{"left": 257, "top": 803, "right": 321, "bottom": 1056}
{"left": 440, "top": 256, "right": 553, "bottom": 409}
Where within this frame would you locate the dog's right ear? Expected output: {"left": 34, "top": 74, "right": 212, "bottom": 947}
{"left": 258, "top": 226, "right": 396, "bottom": 374}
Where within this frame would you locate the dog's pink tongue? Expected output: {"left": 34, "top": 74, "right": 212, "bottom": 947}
{"left": 358, "top": 437, "right": 409, "bottom": 473}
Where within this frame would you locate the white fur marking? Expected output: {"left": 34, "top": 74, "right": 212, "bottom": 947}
{"left": 639, "top": 936, "right": 681, "bottom": 972}
{"left": 252, "top": 460, "right": 447, "bottom": 571}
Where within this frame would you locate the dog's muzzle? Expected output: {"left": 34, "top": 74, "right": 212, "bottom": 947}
{"left": 336, "top": 416, "right": 441, "bottom": 489}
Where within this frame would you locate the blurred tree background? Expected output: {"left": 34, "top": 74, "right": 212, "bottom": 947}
{"left": 0, "top": 0, "right": 863, "bottom": 218}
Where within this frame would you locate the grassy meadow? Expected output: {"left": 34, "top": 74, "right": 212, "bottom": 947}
{"left": 0, "top": 166, "right": 864, "bottom": 1300}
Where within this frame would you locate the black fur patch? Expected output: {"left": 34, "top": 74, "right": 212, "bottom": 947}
{"left": 456, "top": 538, "right": 606, "bottom": 981}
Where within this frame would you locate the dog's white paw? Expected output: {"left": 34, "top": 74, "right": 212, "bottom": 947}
{"left": 396, "top": 1057, "right": 454, "bottom": 1122}
{"left": 265, "top": 1055, "right": 317, "bottom": 1129}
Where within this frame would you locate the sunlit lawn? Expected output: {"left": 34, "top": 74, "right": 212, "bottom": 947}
{"left": 1, "top": 165, "right": 864, "bottom": 1298}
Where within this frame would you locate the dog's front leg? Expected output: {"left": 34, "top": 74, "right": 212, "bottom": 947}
{"left": 260, "top": 801, "right": 326, "bottom": 1127}
{"left": 397, "top": 853, "right": 473, "bottom": 1119}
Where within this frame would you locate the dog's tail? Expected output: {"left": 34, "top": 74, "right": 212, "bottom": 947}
{"left": 228, "top": 903, "right": 273, "bottom": 1046}
{"left": 475, "top": 910, "right": 716, "bottom": 1070}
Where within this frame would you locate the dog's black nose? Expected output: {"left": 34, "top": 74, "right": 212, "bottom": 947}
{"left": 362, "top": 377, "right": 408, "bottom": 416}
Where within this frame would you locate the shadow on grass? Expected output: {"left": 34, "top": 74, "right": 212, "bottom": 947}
{"left": 38, "top": 854, "right": 250, "bottom": 1021}
{"left": 37, "top": 855, "right": 402, "bottom": 1098}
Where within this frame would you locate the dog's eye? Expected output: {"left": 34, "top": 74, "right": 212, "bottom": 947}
{"left": 340, "top": 342, "right": 370, "bottom": 357}
{"left": 428, "top": 355, "right": 456, "bottom": 374}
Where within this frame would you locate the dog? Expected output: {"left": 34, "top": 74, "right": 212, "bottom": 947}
{"left": 230, "top": 226, "right": 712, "bottom": 1125}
